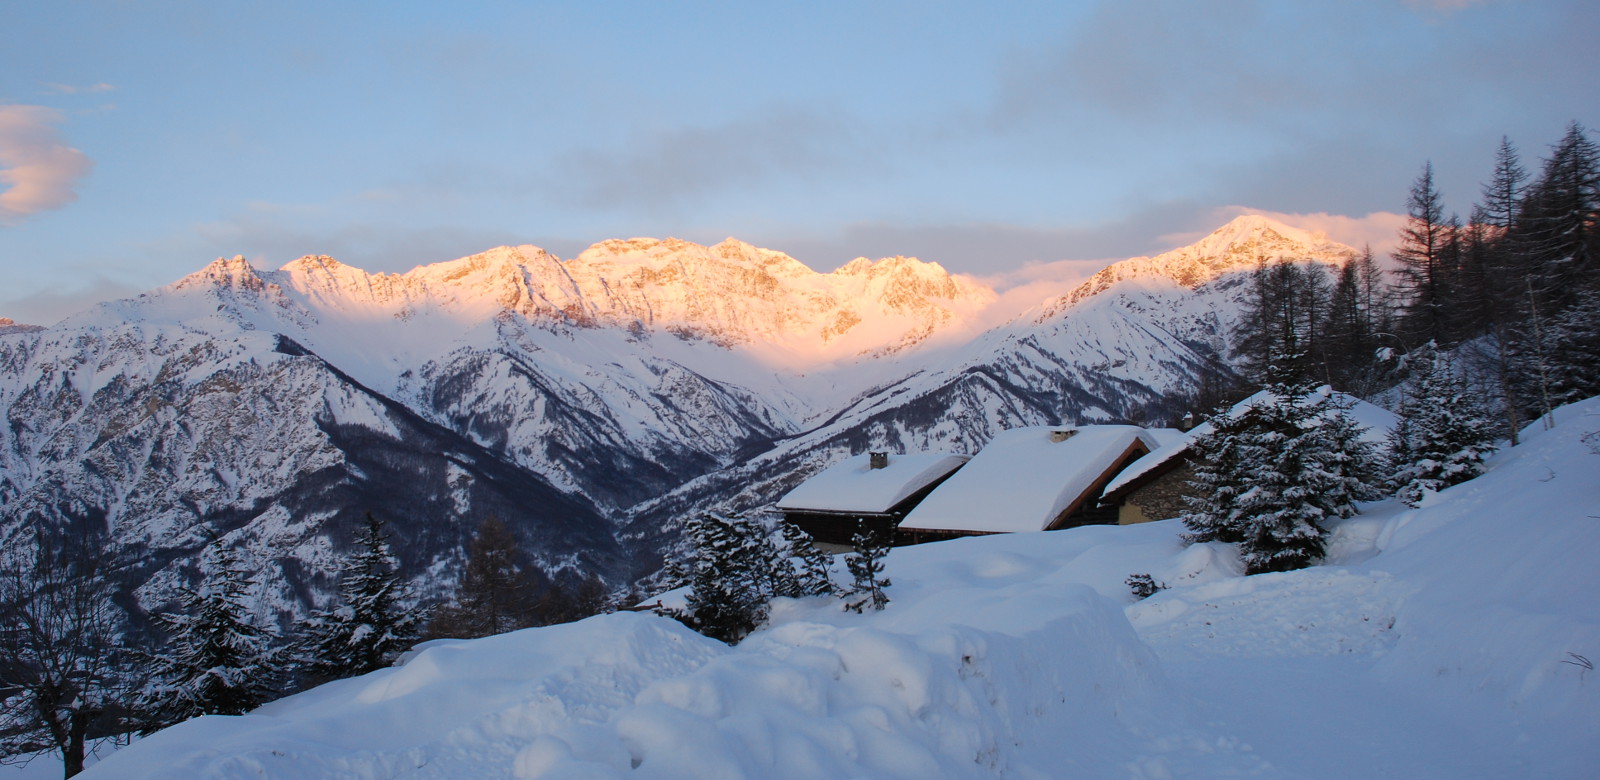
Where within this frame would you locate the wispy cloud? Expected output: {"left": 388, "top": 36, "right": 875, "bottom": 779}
{"left": 0, "top": 105, "right": 94, "bottom": 225}
{"left": 1404, "top": 0, "right": 1487, "bottom": 12}
{"left": 0, "top": 276, "right": 141, "bottom": 327}
{"left": 547, "top": 108, "right": 878, "bottom": 213}
{"left": 42, "top": 82, "right": 116, "bottom": 95}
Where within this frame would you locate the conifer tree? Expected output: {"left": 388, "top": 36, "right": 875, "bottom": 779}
{"left": 1180, "top": 406, "right": 1258, "bottom": 545}
{"left": 843, "top": 527, "right": 891, "bottom": 613}
{"left": 1542, "top": 289, "right": 1600, "bottom": 406}
{"left": 778, "top": 518, "right": 837, "bottom": 598}
{"left": 1184, "top": 363, "right": 1380, "bottom": 574}
{"left": 294, "top": 513, "right": 424, "bottom": 685}
{"left": 141, "top": 543, "right": 278, "bottom": 731}
{"left": 678, "top": 512, "right": 770, "bottom": 643}
{"left": 1231, "top": 375, "right": 1333, "bottom": 574}
{"left": 1389, "top": 352, "right": 1499, "bottom": 506}
{"left": 1517, "top": 122, "right": 1600, "bottom": 307}
{"left": 1394, "top": 162, "right": 1455, "bottom": 346}
{"left": 425, "top": 516, "right": 539, "bottom": 640}
{"left": 1480, "top": 136, "right": 1529, "bottom": 234}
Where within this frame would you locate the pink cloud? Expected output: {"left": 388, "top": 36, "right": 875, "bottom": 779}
{"left": 0, "top": 105, "right": 94, "bottom": 225}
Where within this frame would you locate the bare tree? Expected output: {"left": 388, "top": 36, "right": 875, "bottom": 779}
{"left": 0, "top": 530, "right": 137, "bottom": 778}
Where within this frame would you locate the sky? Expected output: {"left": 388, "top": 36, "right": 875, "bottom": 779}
{"left": 1, "top": 0, "right": 1596, "bottom": 325}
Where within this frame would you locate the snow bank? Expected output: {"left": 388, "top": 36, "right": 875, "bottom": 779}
{"left": 87, "top": 526, "right": 1268, "bottom": 778}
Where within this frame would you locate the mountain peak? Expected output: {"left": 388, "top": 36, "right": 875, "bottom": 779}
{"left": 171, "top": 255, "right": 268, "bottom": 294}
{"left": 1041, "top": 214, "right": 1358, "bottom": 317}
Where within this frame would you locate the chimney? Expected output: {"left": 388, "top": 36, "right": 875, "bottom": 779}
{"left": 1049, "top": 429, "right": 1076, "bottom": 443}
{"left": 1178, "top": 411, "right": 1196, "bottom": 432}
{"left": 869, "top": 452, "right": 889, "bottom": 469}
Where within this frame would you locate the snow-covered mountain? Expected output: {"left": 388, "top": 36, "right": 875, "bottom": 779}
{"left": 71, "top": 396, "right": 1600, "bottom": 779}
{"left": 0, "top": 214, "right": 1358, "bottom": 619}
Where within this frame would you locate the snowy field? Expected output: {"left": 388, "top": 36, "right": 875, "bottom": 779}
{"left": 17, "top": 398, "right": 1598, "bottom": 778}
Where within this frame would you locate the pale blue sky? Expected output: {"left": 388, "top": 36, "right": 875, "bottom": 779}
{"left": 2, "top": 0, "right": 1596, "bottom": 323}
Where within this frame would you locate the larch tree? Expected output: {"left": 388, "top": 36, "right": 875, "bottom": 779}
{"left": 1394, "top": 162, "right": 1455, "bottom": 346}
{"left": 426, "top": 516, "right": 540, "bottom": 640}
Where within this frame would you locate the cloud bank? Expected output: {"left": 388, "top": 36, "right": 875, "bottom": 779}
{"left": 0, "top": 105, "right": 93, "bottom": 225}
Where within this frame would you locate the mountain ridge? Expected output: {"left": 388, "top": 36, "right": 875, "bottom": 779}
{"left": 0, "top": 213, "right": 1362, "bottom": 623}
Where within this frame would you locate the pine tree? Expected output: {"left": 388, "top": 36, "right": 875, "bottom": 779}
{"left": 141, "top": 543, "right": 278, "bottom": 731}
{"left": 1389, "top": 352, "right": 1499, "bottom": 506}
{"left": 1231, "top": 262, "right": 1329, "bottom": 384}
{"left": 843, "top": 527, "right": 891, "bottom": 613}
{"left": 1320, "top": 259, "right": 1372, "bottom": 391}
{"left": 1315, "top": 392, "right": 1385, "bottom": 514}
{"left": 1232, "top": 375, "right": 1332, "bottom": 574}
{"left": 294, "top": 513, "right": 424, "bottom": 686}
{"left": 1480, "top": 136, "right": 1529, "bottom": 234}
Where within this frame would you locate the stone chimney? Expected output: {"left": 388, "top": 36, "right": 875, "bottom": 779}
{"left": 869, "top": 452, "right": 889, "bottom": 469}
{"left": 1049, "top": 429, "right": 1076, "bottom": 443}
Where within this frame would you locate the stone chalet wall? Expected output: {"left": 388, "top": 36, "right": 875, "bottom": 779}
{"left": 1118, "top": 461, "right": 1195, "bottom": 524}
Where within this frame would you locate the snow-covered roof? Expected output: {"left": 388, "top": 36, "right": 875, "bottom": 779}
{"left": 776, "top": 452, "right": 971, "bottom": 514}
{"left": 1100, "top": 387, "right": 1399, "bottom": 500}
{"left": 899, "top": 425, "right": 1157, "bottom": 534}
{"left": 1143, "top": 427, "right": 1189, "bottom": 447}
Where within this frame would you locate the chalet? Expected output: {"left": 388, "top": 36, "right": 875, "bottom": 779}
{"left": 776, "top": 451, "right": 970, "bottom": 552}
{"left": 896, "top": 425, "right": 1161, "bottom": 544}
{"left": 1099, "top": 386, "right": 1400, "bottom": 525}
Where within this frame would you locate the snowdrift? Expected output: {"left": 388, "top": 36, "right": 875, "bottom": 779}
{"left": 79, "top": 399, "right": 1600, "bottom": 778}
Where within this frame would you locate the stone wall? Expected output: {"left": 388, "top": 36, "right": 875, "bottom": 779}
{"left": 1117, "top": 461, "right": 1194, "bottom": 524}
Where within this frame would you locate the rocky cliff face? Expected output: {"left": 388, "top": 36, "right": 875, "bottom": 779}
{"left": 0, "top": 215, "right": 1358, "bottom": 617}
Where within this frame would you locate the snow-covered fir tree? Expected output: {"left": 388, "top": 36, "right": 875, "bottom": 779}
{"left": 778, "top": 517, "right": 837, "bottom": 598}
{"left": 293, "top": 512, "right": 424, "bottom": 686}
{"left": 1390, "top": 352, "right": 1499, "bottom": 506}
{"left": 1542, "top": 289, "right": 1600, "bottom": 407}
{"left": 140, "top": 543, "right": 279, "bottom": 731}
{"left": 1317, "top": 391, "right": 1385, "bottom": 512}
{"left": 1183, "top": 364, "right": 1382, "bottom": 574}
{"left": 677, "top": 512, "right": 774, "bottom": 644}
{"left": 843, "top": 526, "right": 891, "bottom": 613}
{"left": 1180, "top": 408, "right": 1261, "bottom": 545}
{"left": 1234, "top": 380, "right": 1337, "bottom": 574}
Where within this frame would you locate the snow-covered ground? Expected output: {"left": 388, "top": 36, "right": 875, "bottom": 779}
{"left": 34, "top": 398, "right": 1600, "bottom": 778}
